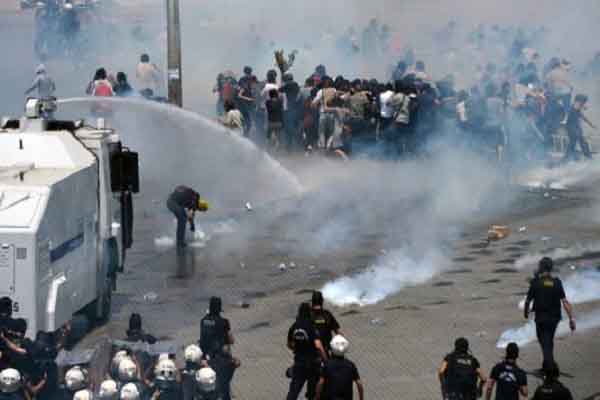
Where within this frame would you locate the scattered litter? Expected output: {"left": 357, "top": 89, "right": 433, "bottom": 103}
{"left": 238, "top": 301, "right": 250, "bottom": 309}
{"left": 488, "top": 225, "right": 510, "bottom": 241}
{"left": 369, "top": 318, "right": 385, "bottom": 326}
{"left": 476, "top": 330, "right": 487, "bottom": 338}
{"left": 289, "top": 262, "right": 296, "bottom": 268}
{"left": 308, "top": 265, "right": 316, "bottom": 270}
{"left": 569, "top": 265, "right": 577, "bottom": 271}
{"left": 245, "top": 202, "right": 253, "bottom": 211}
{"left": 239, "top": 262, "right": 246, "bottom": 269}
{"left": 540, "top": 236, "right": 552, "bottom": 242}
{"left": 518, "top": 226, "right": 527, "bottom": 233}
{"left": 380, "top": 249, "right": 387, "bottom": 255}
{"left": 143, "top": 292, "right": 158, "bottom": 303}
{"left": 543, "top": 192, "right": 550, "bottom": 198}
{"left": 278, "top": 263, "right": 287, "bottom": 271}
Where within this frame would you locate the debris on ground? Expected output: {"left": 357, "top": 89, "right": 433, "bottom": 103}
{"left": 245, "top": 202, "right": 253, "bottom": 211}
{"left": 488, "top": 225, "right": 510, "bottom": 241}
{"left": 143, "top": 292, "right": 158, "bottom": 303}
{"left": 370, "top": 318, "right": 385, "bottom": 326}
{"left": 289, "top": 262, "right": 296, "bottom": 268}
{"left": 278, "top": 263, "right": 287, "bottom": 271}
{"left": 239, "top": 262, "right": 246, "bottom": 269}
{"left": 518, "top": 226, "right": 527, "bottom": 233}
{"left": 540, "top": 236, "right": 552, "bottom": 242}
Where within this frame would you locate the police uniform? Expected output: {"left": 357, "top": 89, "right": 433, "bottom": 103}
{"left": 181, "top": 365, "right": 200, "bottom": 400}
{"left": 286, "top": 319, "right": 321, "bottom": 400}
{"left": 443, "top": 351, "right": 480, "bottom": 400}
{"left": 320, "top": 356, "right": 360, "bottom": 400}
{"left": 199, "top": 314, "right": 231, "bottom": 359}
{"left": 311, "top": 308, "right": 340, "bottom": 355}
{"left": 532, "top": 381, "right": 573, "bottom": 400}
{"left": 525, "top": 275, "right": 566, "bottom": 364}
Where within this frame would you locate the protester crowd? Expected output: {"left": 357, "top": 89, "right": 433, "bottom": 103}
{"left": 0, "top": 256, "right": 580, "bottom": 400}
{"left": 212, "top": 23, "right": 598, "bottom": 165}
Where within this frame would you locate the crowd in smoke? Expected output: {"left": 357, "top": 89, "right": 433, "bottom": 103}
{"left": 207, "top": 19, "right": 599, "bottom": 166}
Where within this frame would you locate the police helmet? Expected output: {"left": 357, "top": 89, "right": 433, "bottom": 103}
{"left": 119, "top": 383, "right": 140, "bottom": 400}
{"left": 118, "top": 358, "right": 138, "bottom": 382}
{"left": 195, "top": 368, "right": 217, "bottom": 392}
{"left": 154, "top": 357, "right": 177, "bottom": 382}
{"left": 0, "top": 369, "right": 21, "bottom": 393}
{"left": 454, "top": 337, "right": 469, "bottom": 353}
{"left": 538, "top": 257, "right": 553, "bottom": 273}
{"left": 98, "top": 380, "right": 118, "bottom": 400}
{"left": 330, "top": 335, "right": 350, "bottom": 357}
{"left": 184, "top": 344, "right": 203, "bottom": 364}
{"left": 111, "top": 351, "right": 131, "bottom": 378}
{"left": 73, "top": 389, "right": 94, "bottom": 400}
{"left": 65, "top": 366, "right": 88, "bottom": 392}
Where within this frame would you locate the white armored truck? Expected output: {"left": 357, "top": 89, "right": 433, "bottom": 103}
{"left": 0, "top": 98, "right": 138, "bottom": 339}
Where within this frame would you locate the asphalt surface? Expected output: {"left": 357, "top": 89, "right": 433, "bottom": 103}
{"left": 2, "top": 3, "right": 600, "bottom": 400}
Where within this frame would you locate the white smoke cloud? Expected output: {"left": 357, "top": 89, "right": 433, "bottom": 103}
{"left": 516, "top": 159, "right": 600, "bottom": 191}
{"left": 518, "top": 269, "right": 600, "bottom": 310}
{"left": 322, "top": 248, "right": 448, "bottom": 306}
{"left": 497, "top": 309, "right": 600, "bottom": 349}
{"left": 514, "top": 243, "right": 600, "bottom": 270}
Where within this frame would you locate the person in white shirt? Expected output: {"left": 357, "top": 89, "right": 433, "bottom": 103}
{"left": 136, "top": 53, "right": 162, "bottom": 95}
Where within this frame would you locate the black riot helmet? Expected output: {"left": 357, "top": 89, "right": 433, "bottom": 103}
{"left": 454, "top": 337, "right": 469, "bottom": 353}
{"left": 538, "top": 257, "right": 554, "bottom": 273}
{"left": 311, "top": 291, "right": 324, "bottom": 307}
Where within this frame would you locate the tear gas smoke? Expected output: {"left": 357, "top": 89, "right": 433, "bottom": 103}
{"left": 514, "top": 243, "right": 600, "bottom": 270}
{"left": 497, "top": 309, "right": 600, "bottom": 349}
{"left": 518, "top": 270, "right": 600, "bottom": 310}
{"left": 517, "top": 160, "right": 600, "bottom": 191}
{"left": 322, "top": 249, "right": 448, "bottom": 306}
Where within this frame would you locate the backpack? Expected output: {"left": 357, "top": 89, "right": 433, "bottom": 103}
{"left": 445, "top": 352, "right": 478, "bottom": 395}
{"left": 93, "top": 81, "right": 113, "bottom": 97}
{"left": 392, "top": 93, "right": 411, "bottom": 124}
{"left": 221, "top": 80, "right": 235, "bottom": 102}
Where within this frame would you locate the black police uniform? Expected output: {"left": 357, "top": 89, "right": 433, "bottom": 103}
{"left": 286, "top": 319, "right": 321, "bottom": 400}
{"left": 311, "top": 308, "right": 340, "bottom": 354}
{"left": 321, "top": 356, "right": 360, "bottom": 400}
{"left": 443, "top": 351, "right": 480, "bottom": 400}
{"left": 0, "top": 391, "right": 27, "bottom": 400}
{"left": 525, "top": 276, "right": 566, "bottom": 364}
{"left": 208, "top": 352, "right": 237, "bottom": 400}
{"left": 199, "top": 313, "right": 231, "bottom": 358}
{"left": 181, "top": 364, "right": 201, "bottom": 400}
{"left": 532, "top": 381, "right": 573, "bottom": 400}
{"left": 153, "top": 382, "right": 182, "bottom": 400}
{"left": 489, "top": 361, "right": 527, "bottom": 400}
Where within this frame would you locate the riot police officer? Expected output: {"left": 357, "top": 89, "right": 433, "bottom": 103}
{"left": 0, "top": 369, "right": 27, "bottom": 400}
{"left": 199, "top": 297, "right": 234, "bottom": 359}
{"left": 524, "top": 257, "right": 575, "bottom": 366}
{"left": 532, "top": 361, "right": 573, "bottom": 400}
{"left": 150, "top": 356, "right": 181, "bottom": 400}
{"left": 310, "top": 291, "right": 342, "bottom": 355}
{"left": 194, "top": 368, "right": 220, "bottom": 400}
{"left": 98, "top": 380, "right": 119, "bottom": 400}
{"left": 182, "top": 345, "right": 205, "bottom": 400}
{"left": 438, "top": 338, "right": 486, "bottom": 400}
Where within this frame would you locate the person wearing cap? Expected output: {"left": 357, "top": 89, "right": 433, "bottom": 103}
{"left": 486, "top": 343, "right": 527, "bottom": 400}
{"left": 524, "top": 257, "right": 575, "bottom": 367}
{"left": 438, "top": 338, "right": 486, "bottom": 400}
{"left": 310, "top": 291, "right": 341, "bottom": 356}
{"left": 24, "top": 64, "right": 56, "bottom": 100}
{"left": 532, "top": 361, "right": 573, "bottom": 400}
{"left": 315, "top": 335, "right": 363, "bottom": 400}
{"left": 564, "top": 94, "right": 596, "bottom": 161}
{"left": 166, "top": 186, "right": 209, "bottom": 249}
{"left": 199, "top": 297, "right": 234, "bottom": 360}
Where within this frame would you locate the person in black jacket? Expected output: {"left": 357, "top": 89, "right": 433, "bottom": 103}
{"left": 438, "top": 338, "right": 486, "bottom": 400}
{"left": 199, "top": 298, "right": 234, "bottom": 359}
{"left": 524, "top": 257, "right": 575, "bottom": 366}
{"left": 486, "top": 343, "right": 527, "bottom": 400}
{"left": 166, "top": 186, "right": 209, "bottom": 248}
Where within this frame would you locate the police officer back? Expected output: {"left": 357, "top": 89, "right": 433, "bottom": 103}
{"left": 316, "top": 335, "right": 364, "bottom": 400}
{"left": 524, "top": 257, "right": 575, "bottom": 366}
{"left": 438, "top": 338, "right": 486, "bottom": 400}
{"left": 199, "top": 297, "right": 234, "bottom": 359}
{"left": 286, "top": 303, "right": 328, "bottom": 400}
{"left": 311, "top": 291, "right": 342, "bottom": 355}
{"left": 486, "top": 343, "right": 527, "bottom": 400}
